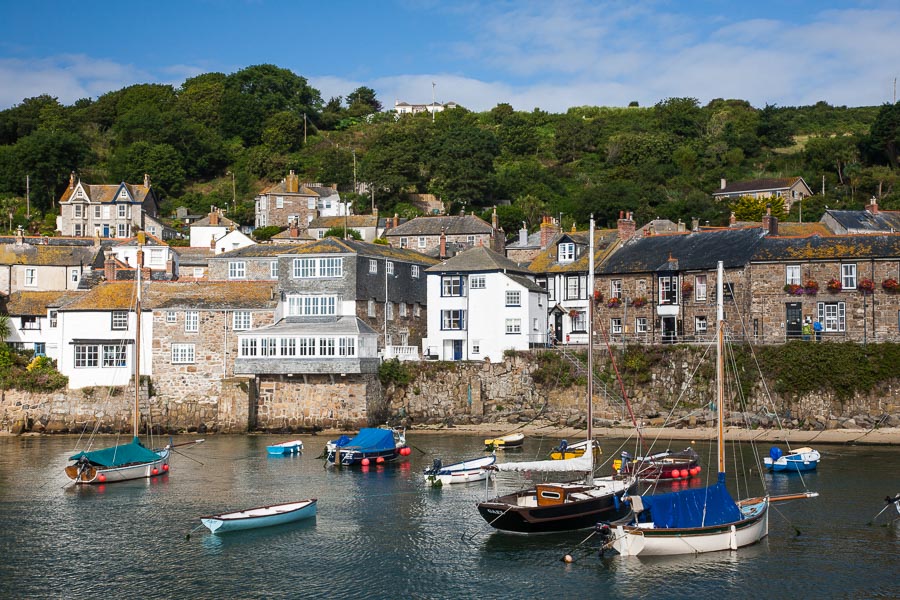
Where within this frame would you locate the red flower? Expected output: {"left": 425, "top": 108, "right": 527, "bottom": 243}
{"left": 858, "top": 278, "right": 875, "bottom": 294}
{"left": 882, "top": 278, "right": 899, "bottom": 293}
{"left": 826, "top": 278, "right": 842, "bottom": 293}
{"left": 606, "top": 297, "right": 622, "bottom": 308}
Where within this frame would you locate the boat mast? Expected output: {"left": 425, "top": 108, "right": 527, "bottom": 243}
{"left": 134, "top": 235, "right": 143, "bottom": 439}
{"left": 586, "top": 215, "right": 595, "bottom": 485}
{"left": 716, "top": 260, "right": 725, "bottom": 476}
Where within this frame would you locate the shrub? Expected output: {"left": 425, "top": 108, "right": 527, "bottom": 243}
{"left": 378, "top": 358, "right": 414, "bottom": 387}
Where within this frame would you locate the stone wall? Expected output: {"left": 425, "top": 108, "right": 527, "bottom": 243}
{"left": 254, "top": 373, "right": 379, "bottom": 430}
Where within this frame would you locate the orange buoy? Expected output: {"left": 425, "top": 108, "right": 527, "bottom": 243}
{"left": 671, "top": 470, "right": 681, "bottom": 479}
{"left": 376, "top": 456, "right": 385, "bottom": 464}
{"left": 98, "top": 474, "right": 106, "bottom": 482}
{"left": 361, "top": 458, "right": 370, "bottom": 466}
{"left": 163, "top": 464, "right": 169, "bottom": 471}
{"left": 151, "top": 468, "right": 159, "bottom": 475}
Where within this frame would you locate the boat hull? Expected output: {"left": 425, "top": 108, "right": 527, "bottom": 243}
{"left": 484, "top": 433, "right": 524, "bottom": 450}
{"left": 425, "top": 455, "right": 496, "bottom": 485}
{"left": 611, "top": 498, "right": 769, "bottom": 556}
{"left": 267, "top": 440, "right": 304, "bottom": 456}
{"left": 764, "top": 449, "right": 820, "bottom": 472}
{"left": 201, "top": 499, "right": 317, "bottom": 534}
{"left": 477, "top": 479, "right": 636, "bottom": 534}
{"left": 616, "top": 448, "right": 701, "bottom": 481}
{"left": 549, "top": 440, "right": 601, "bottom": 461}
{"left": 65, "top": 448, "right": 170, "bottom": 484}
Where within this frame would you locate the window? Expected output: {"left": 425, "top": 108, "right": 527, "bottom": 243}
{"left": 386, "top": 301, "right": 394, "bottom": 321}
{"left": 386, "top": 261, "right": 394, "bottom": 275}
{"left": 411, "top": 265, "right": 420, "bottom": 279}
{"left": 442, "top": 276, "right": 464, "bottom": 297}
{"left": 240, "top": 338, "right": 258, "bottom": 357}
{"left": 228, "top": 261, "right": 246, "bottom": 279}
{"left": 369, "top": 259, "right": 378, "bottom": 274}
{"left": 441, "top": 310, "right": 466, "bottom": 330}
{"left": 294, "top": 258, "right": 316, "bottom": 278}
{"left": 287, "top": 295, "right": 338, "bottom": 316}
{"left": 103, "top": 206, "right": 111, "bottom": 219}
{"left": 611, "top": 279, "right": 622, "bottom": 299}
{"left": 21, "top": 316, "right": 39, "bottom": 330}
{"left": 368, "top": 299, "right": 376, "bottom": 317}
{"left": 94, "top": 206, "right": 101, "bottom": 219}
{"left": 400, "top": 237, "right": 408, "bottom": 248}
{"left": 695, "top": 275, "right": 707, "bottom": 301}
{"left": 34, "top": 342, "right": 46, "bottom": 357}
{"left": 118, "top": 204, "right": 128, "bottom": 219}
{"left": 571, "top": 311, "right": 586, "bottom": 332}
{"left": 172, "top": 343, "right": 195, "bottom": 364}
{"left": 24, "top": 268, "right": 36, "bottom": 287}
{"left": 472, "top": 340, "right": 481, "bottom": 354}
{"left": 505, "top": 318, "right": 522, "bottom": 334}
{"left": 276, "top": 196, "right": 284, "bottom": 208}
{"left": 103, "top": 345, "right": 127, "bottom": 367}
{"left": 73, "top": 205, "right": 83, "bottom": 218}
{"left": 319, "top": 338, "right": 335, "bottom": 356}
{"left": 119, "top": 189, "right": 128, "bottom": 199}
{"left": 74, "top": 344, "right": 99, "bottom": 367}
{"left": 841, "top": 263, "right": 857, "bottom": 290}
{"left": 414, "top": 303, "right": 421, "bottom": 317}
{"left": 149, "top": 248, "right": 164, "bottom": 265}
{"left": 185, "top": 311, "right": 199, "bottom": 333}
{"left": 467, "top": 235, "right": 476, "bottom": 246}
{"left": 547, "top": 277, "right": 556, "bottom": 302}
{"left": 49, "top": 310, "right": 58, "bottom": 328}
{"left": 339, "top": 337, "right": 356, "bottom": 356}
{"left": 695, "top": 316, "right": 708, "bottom": 334}
{"left": 470, "top": 274, "right": 485, "bottom": 289}
{"left": 292, "top": 257, "right": 343, "bottom": 278}
{"left": 399, "top": 332, "right": 409, "bottom": 346}
{"left": 270, "top": 261, "right": 278, "bottom": 279}
{"left": 817, "top": 302, "right": 846, "bottom": 332}
{"left": 659, "top": 276, "right": 678, "bottom": 305}
{"left": 233, "top": 311, "right": 252, "bottom": 330}
{"left": 505, "top": 290, "right": 521, "bottom": 306}
{"left": 260, "top": 338, "right": 278, "bottom": 357}
{"left": 418, "top": 237, "right": 426, "bottom": 249}
{"left": 320, "top": 258, "right": 342, "bottom": 277}
{"left": 610, "top": 318, "right": 622, "bottom": 334}
{"left": 786, "top": 265, "right": 801, "bottom": 286}
{"left": 259, "top": 197, "right": 267, "bottom": 210}
{"left": 117, "top": 223, "right": 129, "bottom": 238}
{"left": 558, "top": 242, "right": 575, "bottom": 263}
{"left": 636, "top": 317, "right": 648, "bottom": 334}
{"left": 73, "top": 224, "right": 83, "bottom": 236}
{"left": 399, "top": 302, "right": 407, "bottom": 317}
{"left": 71, "top": 269, "right": 79, "bottom": 283}
{"left": 166, "top": 311, "right": 176, "bottom": 323}
{"left": 281, "top": 338, "right": 296, "bottom": 356}
{"left": 258, "top": 214, "right": 267, "bottom": 226}
{"left": 566, "top": 276, "right": 580, "bottom": 300}
{"left": 111, "top": 311, "right": 128, "bottom": 330}
{"left": 193, "top": 268, "right": 204, "bottom": 278}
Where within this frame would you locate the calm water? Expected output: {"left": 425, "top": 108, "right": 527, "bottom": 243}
{"left": 0, "top": 433, "right": 897, "bottom": 599}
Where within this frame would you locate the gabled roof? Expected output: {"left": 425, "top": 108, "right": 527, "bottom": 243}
{"left": 426, "top": 245, "right": 529, "bottom": 274}
{"left": 5, "top": 290, "right": 81, "bottom": 315}
{"left": 209, "top": 237, "right": 440, "bottom": 265}
{"left": 507, "top": 273, "right": 545, "bottom": 293}
{"left": 146, "top": 281, "right": 278, "bottom": 310}
{"left": 59, "top": 181, "right": 156, "bottom": 205}
{"left": 60, "top": 282, "right": 137, "bottom": 311}
{"left": 258, "top": 180, "right": 319, "bottom": 196}
{"left": 752, "top": 234, "right": 900, "bottom": 261}
{"left": 772, "top": 222, "right": 833, "bottom": 237}
{"left": 598, "top": 228, "right": 766, "bottom": 274}
{"left": 0, "top": 243, "right": 101, "bottom": 267}
{"left": 174, "top": 247, "right": 214, "bottom": 265}
{"left": 823, "top": 209, "right": 900, "bottom": 233}
{"left": 713, "top": 177, "right": 807, "bottom": 196}
{"left": 307, "top": 186, "right": 339, "bottom": 198}
{"left": 385, "top": 215, "right": 494, "bottom": 237}
{"left": 528, "top": 229, "right": 620, "bottom": 274}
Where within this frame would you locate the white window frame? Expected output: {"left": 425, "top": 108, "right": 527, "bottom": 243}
{"left": 172, "top": 343, "right": 195, "bottom": 364}
{"left": 611, "top": 279, "right": 622, "bottom": 299}
{"left": 841, "top": 264, "right": 857, "bottom": 290}
{"left": 695, "top": 275, "right": 707, "bottom": 301}
{"left": 470, "top": 274, "right": 485, "bottom": 289}
{"left": 270, "top": 261, "right": 278, "bottom": 279}
{"left": 441, "top": 310, "right": 466, "bottom": 330}
{"left": 24, "top": 268, "right": 37, "bottom": 287}
{"left": 118, "top": 204, "right": 128, "bottom": 219}
{"left": 817, "top": 301, "right": 846, "bottom": 332}
{"left": 117, "top": 223, "right": 129, "bottom": 238}
{"left": 228, "top": 261, "right": 246, "bottom": 279}
{"left": 233, "top": 311, "right": 252, "bottom": 331}
{"left": 786, "top": 265, "right": 801, "bottom": 286}
{"left": 505, "top": 290, "right": 521, "bottom": 306}
{"left": 505, "top": 318, "right": 522, "bottom": 334}
{"left": 74, "top": 344, "right": 99, "bottom": 367}
{"left": 572, "top": 311, "right": 586, "bottom": 332}
{"left": 111, "top": 310, "right": 128, "bottom": 330}
{"left": 94, "top": 205, "right": 101, "bottom": 219}
{"left": 166, "top": 311, "right": 177, "bottom": 323}
{"left": 368, "top": 299, "right": 376, "bottom": 318}
{"left": 369, "top": 259, "right": 378, "bottom": 274}
{"left": 276, "top": 196, "right": 284, "bottom": 208}
{"left": 636, "top": 317, "right": 648, "bottom": 334}
{"left": 399, "top": 302, "right": 407, "bottom": 317}
{"left": 418, "top": 236, "right": 427, "bottom": 248}
{"left": 695, "top": 315, "right": 708, "bottom": 334}
{"left": 73, "top": 204, "right": 83, "bottom": 219}
{"left": 411, "top": 265, "right": 420, "bottom": 279}
{"left": 49, "top": 310, "right": 58, "bottom": 328}
{"left": 610, "top": 318, "right": 623, "bottom": 334}
{"left": 558, "top": 242, "right": 575, "bottom": 263}
{"left": 442, "top": 276, "right": 464, "bottom": 297}
{"left": 102, "top": 344, "right": 127, "bottom": 367}
{"left": 185, "top": 311, "right": 199, "bottom": 333}
{"left": 386, "top": 261, "right": 394, "bottom": 275}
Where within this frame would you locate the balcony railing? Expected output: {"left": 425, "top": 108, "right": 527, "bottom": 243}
{"left": 382, "top": 345, "right": 420, "bottom": 362}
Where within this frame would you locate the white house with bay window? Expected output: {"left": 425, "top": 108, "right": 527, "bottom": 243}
{"left": 422, "top": 246, "right": 547, "bottom": 362}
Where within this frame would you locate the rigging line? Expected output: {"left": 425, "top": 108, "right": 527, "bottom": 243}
{"left": 770, "top": 503, "right": 803, "bottom": 536}
{"left": 560, "top": 529, "right": 599, "bottom": 562}
{"left": 595, "top": 317, "right": 643, "bottom": 454}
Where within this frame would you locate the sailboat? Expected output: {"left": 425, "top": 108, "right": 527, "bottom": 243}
{"left": 602, "top": 261, "right": 817, "bottom": 556}
{"left": 66, "top": 236, "right": 200, "bottom": 484}
{"left": 475, "top": 216, "right": 636, "bottom": 533}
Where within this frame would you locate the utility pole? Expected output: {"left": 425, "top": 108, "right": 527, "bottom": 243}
{"left": 432, "top": 82, "right": 436, "bottom": 123}
{"left": 26, "top": 174, "right": 30, "bottom": 219}
{"left": 227, "top": 171, "right": 236, "bottom": 209}
{"left": 303, "top": 113, "right": 307, "bottom": 144}
{"left": 352, "top": 149, "right": 357, "bottom": 194}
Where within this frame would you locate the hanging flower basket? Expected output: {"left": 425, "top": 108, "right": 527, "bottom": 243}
{"left": 681, "top": 281, "right": 693, "bottom": 296}
{"left": 858, "top": 278, "right": 875, "bottom": 294}
{"left": 631, "top": 296, "right": 647, "bottom": 308}
{"left": 593, "top": 290, "right": 603, "bottom": 303}
{"left": 882, "top": 278, "right": 899, "bottom": 293}
{"left": 803, "top": 279, "right": 819, "bottom": 295}
{"left": 783, "top": 283, "right": 803, "bottom": 296}
{"left": 606, "top": 297, "right": 622, "bottom": 309}
{"left": 568, "top": 309, "right": 578, "bottom": 318}
{"left": 826, "top": 278, "right": 842, "bottom": 293}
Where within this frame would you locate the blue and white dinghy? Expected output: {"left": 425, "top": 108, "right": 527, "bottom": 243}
{"left": 424, "top": 454, "right": 496, "bottom": 486}
{"left": 267, "top": 440, "right": 304, "bottom": 456}
{"left": 764, "top": 446, "right": 820, "bottom": 473}
{"left": 201, "top": 499, "right": 317, "bottom": 534}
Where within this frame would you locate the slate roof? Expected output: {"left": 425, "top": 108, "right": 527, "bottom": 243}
{"left": 270, "top": 229, "right": 316, "bottom": 241}
{"left": 247, "top": 316, "right": 377, "bottom": 336}
{"left": 528, "top": 229, "right": 621, "bottom": 274}
{"left": 384, "top": 215, "right": 494, "bottom": 237}
{"left": 753, "top": 234, "right": 900, "bottom": 262}
{"left": 824, "top": 209, "right": 900, "bottom": 233}
{"left": 190, "top": 214, "right": 236, "bottom": 228}
{"left": 772, "top": 222, "right": 833, "bottom": 237}
{"left": 146, "top": 281, "right": 278, "bottom": 310}
{"left": 0, "top": 236, "right": 97, "bottom": 247}
{"left": 0, "top": 243, "right": 101, "bottom": 267}
{"left": 426, "top": 245, "right": 530, "bottom": 274}
{"left": 209, "top": 244, "right": 299, "bottom": 259}
{"left": 5, "top": 290, "right": 81, "bottom": 315}
{"left": 208, "top": 237, "right": 440, "bottom": 266}
{"left": 507, "top": 273, "right": 545, "bottom": 293}
{"left": 713, "top": 177, "right": 804, "bottom": 196}
{"left": 307, "top": 185, "right": 339, "bottom": 198}
{"left": 58, "top": 181, "right": 156, "bottom": 205}
{"left": 598, "top": 228, "right": 766, "bottom": 274}
{"left": 258, "top": 180, "right": 318, "bottom": 196}
{"left": 308, "top": 215, "right": 378, "bottom": 229}
{"left": 506, "top": 230, "right": 543, "bottom": 250}
{"left": 174, "top": 247, "right": 214, "bottom": 265}
{"left": 61, "top": 282, "right": 139, "bottom": 311}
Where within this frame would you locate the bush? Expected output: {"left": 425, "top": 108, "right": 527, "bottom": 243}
{"left": 378, "top": 358, "right": 414, "bottom": 387}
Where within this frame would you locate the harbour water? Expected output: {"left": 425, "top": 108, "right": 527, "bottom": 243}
{"left": 1, "top": 433, "right": 897, "bottom": 599}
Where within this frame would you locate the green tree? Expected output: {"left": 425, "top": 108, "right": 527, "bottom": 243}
{"left": 757, "top": 104, "right": 793, "bottom": 148}
{"left": 346, "top": 86, "right": 382, "bottom": 115}
{"left": 3, "top": 130, "right": 92, "bottom": 212}
{"left": 323, "top": 226, "right": 362, "bottom": 240}
{"left": 109, "top": 142, "right": 186, "bottom": 195}
{"left": 865, "top": 102, "right": 900, "bottom": 169}
{"left": 262, "top": 111, "right": 305, "bottom": 153}
{"left": 427, "top": 110, "right": 499, "bottom": 206}
{"left": 654, "top": 97, "right": 705, "bottom": 139}
{"left": 730, "top": 195, "right": 787, "bottom": 222}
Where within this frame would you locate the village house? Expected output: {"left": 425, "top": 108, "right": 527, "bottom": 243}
{"left": 104, "top": 234, "right": 178, "bottom": 280}
{"left": 384, "top": 209, "right": 505, "bottom": 256}
{"left": 254, "top": 170, "right": 347, "bottom": 230}
{"left": 422, "top": 245, "right": 547, "bottom": 362}
{"left": 820, "top": 198, "right": 900, "bottom": 235}
{"left": 0, "top": 227, "right": 104, "bottom": 295}
{"left": 712, "top": 177, "right": 812, "bottom": 212}
{"left": 56, "top": 172, "right": 174, "bottom": 239}
{"left": 173, "top": 247, "right": 214, "bottom": 280}
{"left": 393, "top": 100, "right": 459, "bottom": 116}
{"left": 2, "top": 290, "right": 79, "bottom": 360}
{"left": 505, "top": 216, "right": 561, "bottom": 264}
{"left": 306, "top": 214, "right": 384, "bottom": 242}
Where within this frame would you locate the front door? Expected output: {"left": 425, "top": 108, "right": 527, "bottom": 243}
{"left": 661, "top": 316, "right": 677, "bottom": 343}
{"left": 452, "top": 340, "right": 463, "bottom": 360}
{"left": 786, "top": 302, "right": 802, "bottom": 340}
{"left": 102, "top": 224, "right": 110, "bottom": 237}
{"left": 554, "top": 313, "right": 563, "bottom": 344}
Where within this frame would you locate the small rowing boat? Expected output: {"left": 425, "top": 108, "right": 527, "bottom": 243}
{"left": 267, "top": 440, "right": 304, "bottom": 456}
{"left": 424, "top": 454, "right": 496, "bottom": 486}
{"left": 764, "top": 446, "right": 820, "bottom": 473}
{"left": 484, "top": 432, "right": 524, "bottom": 450}
{"left": 549, "top": 439, "right": 601, "bottom": 460}
{"left": 200, "top": 499, "right": 317, "bottom": 534}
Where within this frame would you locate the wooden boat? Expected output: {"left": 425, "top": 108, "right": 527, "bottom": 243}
{"left": 614, "top": 447, "right": 701, "bottom": 481}
{"left": 424, "top": 454, "right": 496, "bottom": 486}
{"left": 267, "top": 440, "right": 304, "bottom": 456}
{"left": 201, "top": 499, "right": 317, "bottom": 534}
{"left": 764, "top": 446, "right": 820, "bottom": 472}
{"left": 549, "top": 439, "right": 601, "bottom": 461}
{"left": 65, "top": 238, "right": 203, "bottom": 484}
{"left": 483, "top": 432, "right": 524, "bottom": 450}
{"left": 326, "top": 427, "right": 409, "bottom": 466}
{"left": 602, "top": 262, "right": 818, "bottom": 557}
{"left": 476, "top": 218, "right": 637, "bottom": 534}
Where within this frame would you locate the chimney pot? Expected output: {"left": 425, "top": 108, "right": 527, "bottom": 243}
{"left": 69, "top": 172, "right": 76, "bottom": 189}
{"left": 144, "top": 173, "right": 151, "bottom": 189}
{"left": 617, "top": 210, "right": 635, "bottom": 241}
{"left": 721, "top": 178, "right": 727, "bottom": 190}
{"left": 866, "top": 196, "right": 879, "bottom": 214}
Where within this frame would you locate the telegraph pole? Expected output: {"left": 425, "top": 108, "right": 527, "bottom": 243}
{"left": 432, "top": 82, "right": 436, "bottom": 123}
{"left": 26, "top": 174, "right": 30, "bottom": 219}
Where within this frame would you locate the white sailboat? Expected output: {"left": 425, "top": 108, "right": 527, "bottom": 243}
{"left": 603, "top": 261, "right": 817, "bottom": 556}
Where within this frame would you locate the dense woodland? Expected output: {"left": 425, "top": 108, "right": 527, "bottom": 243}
{"left": 1, "top": 63, "right": 899, "bottom": 239}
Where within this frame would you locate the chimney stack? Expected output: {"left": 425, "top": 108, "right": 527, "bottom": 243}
{"left": 865, "top": 196, "right": 879, "bottom": 214}
{"left": 209, "top": 206, "right": 219, "bottom": 226}
{"left": 104, "top": 255, "right": 117, "bottom": 281}
{"left": 440, "top": 228, "right": 447, "bottom": 259}
{"left": 720, "top": 178, "right": 727, "bottom": 190}
{"left": 677, "top": 219, "right": 685, "bottom": 232}
{"left": 210, "top": 235, "right": 217, "bottom": 250}
{"left": 691, "top": 217, "right": 699, "bottom": 232}
{"left": 289, "top": 223, "right": 300, "bottom": 238}
{"left": 519, "top": 222, "right": 528, "bottom": 245}
{"left": 729, "top": 212, "right": 736, "bottom": 226}
{"left": 14, "top": 225, "right": 25, "bottom": 246}
{"left": 69, "top": 172, "right": 76, "bottom": 189}
{"left": 617, "top": 211, "right": 636, "bottom": 241}
{"left": 539, "top": 215, "right": 557, "bottom": 249}
{"left": 394, "top": 213, "right": 399, "bottom": 228}
{"left": 286, "top": 170, "right": 299, "bottom": 193}
{"left": 144, "top": 173, "right": 151, "bottom": 189}
{"left": 491, "top": 206, "right": 498, "bottom": 230}
{"left": 762, "top": 204, "right": 778, "bottom": 236}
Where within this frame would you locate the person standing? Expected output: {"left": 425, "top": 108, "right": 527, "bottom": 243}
{"left": 802, "top": 318, "right": 812, "bottom": 341}
{"left": 813, "top": 317, "right": 823, "bottom": 342}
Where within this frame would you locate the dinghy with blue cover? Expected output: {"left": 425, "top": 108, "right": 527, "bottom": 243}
{"left": 326, "top": 428, "right": 409, "bottom": 466}
{"left": 764, "top": 446, "right": 820, "bottom": 473}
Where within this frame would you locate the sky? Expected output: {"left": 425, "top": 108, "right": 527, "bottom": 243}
{"left": 1, "top": 0, "right": 898, "bottom": 113}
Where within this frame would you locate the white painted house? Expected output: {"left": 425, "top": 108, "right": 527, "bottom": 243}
{"left": 422, "top": 245, "right": 547, "bottom": 362}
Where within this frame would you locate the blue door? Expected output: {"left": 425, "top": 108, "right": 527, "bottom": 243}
{"left": 103, "top": 224, "right": 110, "bottom": 237}
{"left": 453, "top": 340, "right": 463, "bottom": 360}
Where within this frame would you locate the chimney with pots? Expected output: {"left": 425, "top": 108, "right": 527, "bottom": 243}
{"left": 539, "top": 215, "right": 557, "bottom": 249}
{"left": 762, "top": 204, "right": 778, "bottom": 236}
{"left": 691, "top": 217, "right": 699, "bottom": 232}
{"left": 210, "top": 235, "right": 217, "bottom": 250}
{"left": 104, "top": 255, "right": 117, "bottom": 281}
{"left": 721, "top": 178, "right": 727, "bottom": 190}
{"left": 289, "top": 222, "right": 300, "bottom": 238}
{"left": 439, "top": 228, "right": 447, "bottom": 259}
{"left": 491, "top": 206, "right": 498, "bottom": 230}
{"left": 393, "top": 213, "right": 399, "bottom": 228}
{"left": 865, "top": 196, "right": 879, "bottom": 214}
{"left": 209, "top": 206, "right": 219, "bottom": 226}
{"left": 69, "top": 172, "right": 76, "bottom": 189}
{"left": 144, "top": 173, "right": 151, "bottom": 189}
{"left": 729, "top": 212, "right": 737, "bottom": 226}
{"left": 286, "top": 170, "right": 299, "bottom": 193}
{"left": 14, "top": 225, "right": 24, "bottom": 246}
{"left": 617, "top": 211, "right": 636, "bottom": 241}
{"left": 519, "top": 222, "right": 528, "bottom": 245}
{"left": 677, "top": 219, "right": 685, "bottom": 232}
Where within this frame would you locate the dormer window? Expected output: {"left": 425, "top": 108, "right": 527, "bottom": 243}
{"left": 558, "top": 242, "right": 575, "bottom": 263}
{"left": 119, "top": 189, "right": 128, "bottom": 199}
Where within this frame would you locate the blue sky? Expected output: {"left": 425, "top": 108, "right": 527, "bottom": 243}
{"left": 1, "top": 0, "right": 898, "bottom": 112}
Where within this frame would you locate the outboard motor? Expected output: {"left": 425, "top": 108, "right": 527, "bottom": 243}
{"left": 426, "top": 458, "right": 442, "bottom": 475}
{"left": 556, "top": 440, "right": 568, "bottom": 454}
{"left": 769, "top": 446, "right": 784, "bottom": 462}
